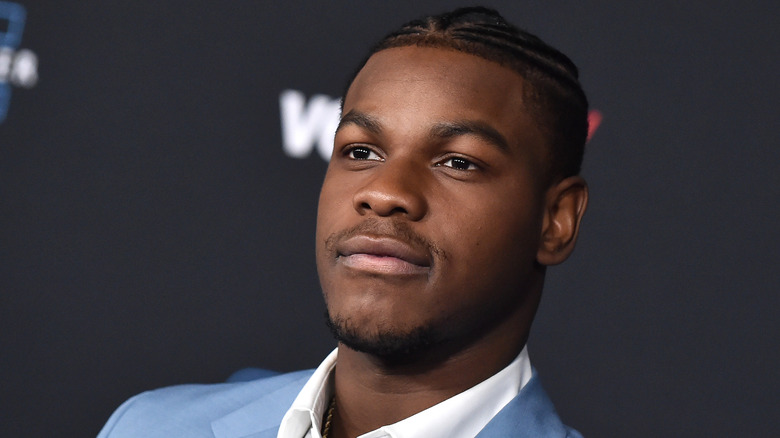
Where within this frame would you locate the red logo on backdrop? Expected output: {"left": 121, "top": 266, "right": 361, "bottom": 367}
{"left": 587, "top": 110, "right": 602, "bottom": 142}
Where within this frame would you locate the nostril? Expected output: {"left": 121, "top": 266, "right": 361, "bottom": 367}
{"left": 357, "top": 200, "right": 409, "bottom": 216}
{"left": 390, "top": 206, "right": 409, "bottom": 215}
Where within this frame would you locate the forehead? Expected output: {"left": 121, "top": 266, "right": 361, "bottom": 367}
{"left": 343, "top": 46, "right": 545, "bottom": 154}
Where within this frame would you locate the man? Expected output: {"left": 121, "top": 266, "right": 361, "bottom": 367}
{"left": 99, "top": 7, "right": 589, "bottom": 438}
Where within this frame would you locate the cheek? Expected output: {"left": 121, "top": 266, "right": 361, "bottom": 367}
{"left": 315, "top": 177, "right": 343, "bottom": 288}
{"left": 316, "top": 174, "right": 351, "bottom": 245}
{"left": 434, "top": 190, "right": 543, "bottom": 286}
{"left": 316, "top": 174, "right": 338, "bottom": 229}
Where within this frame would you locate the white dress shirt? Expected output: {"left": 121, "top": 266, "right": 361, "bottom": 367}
{"left": 277, "top": 346, "right": 532, "bottom": 438}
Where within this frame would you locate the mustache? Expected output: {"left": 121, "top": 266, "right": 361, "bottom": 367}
{"left": 324, "top": 218, "right": 444, "bottom": 261}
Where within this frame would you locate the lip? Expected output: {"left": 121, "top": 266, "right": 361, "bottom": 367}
{"left": 336, "top": 235, "right": 431, "bottom": 275}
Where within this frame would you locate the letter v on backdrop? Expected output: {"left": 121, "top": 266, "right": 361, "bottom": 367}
{"left": 279, "top": 89, "right": 341, "bottom": 161}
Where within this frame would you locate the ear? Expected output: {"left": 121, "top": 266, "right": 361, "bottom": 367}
{"left": 536, "top": 176, "right": 589, "bottom": 266}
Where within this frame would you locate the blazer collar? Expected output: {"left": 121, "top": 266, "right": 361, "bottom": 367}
{"left": 209, "top": 368, "right": 570, "bottom": 438}
{"left": 211, "top": 371, "right": 313, "bottom": 438}
{"left": 475, "top": 369, "right": 570, "bottom": 438}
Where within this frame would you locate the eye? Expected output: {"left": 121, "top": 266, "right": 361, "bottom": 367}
{"left": 346, "top": 146, "right": 382, "bottom": 161}
{"left": 439, "top": 156, "right": 478, "bottom": 171}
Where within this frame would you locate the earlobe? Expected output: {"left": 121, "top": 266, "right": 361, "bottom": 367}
{"left": 536, "top": 176, "right": 588, "bottom": 266}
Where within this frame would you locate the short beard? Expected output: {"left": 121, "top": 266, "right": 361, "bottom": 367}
{"left": 325, "top": 312, "right": 437, "bottom": 359}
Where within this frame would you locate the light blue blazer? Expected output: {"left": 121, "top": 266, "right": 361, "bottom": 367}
{"left": 98, "top": 369, "right": 582, "bottom": 438}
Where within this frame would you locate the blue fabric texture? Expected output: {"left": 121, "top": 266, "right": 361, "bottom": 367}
{"left": 226, "top": 367, "right": 280, "bottom": 383}
{"left": 97, "top": 369, "right": 581, "bottom": 438}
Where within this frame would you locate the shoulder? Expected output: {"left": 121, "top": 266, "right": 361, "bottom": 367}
{"left": 477, "top": 370, "right": 583, "bottom": 438}
{"left": 97, "top": 369, "right": 313, "bottom": 438}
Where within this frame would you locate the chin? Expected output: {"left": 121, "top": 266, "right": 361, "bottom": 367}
{"left": 325, "top": 311, "right": 437, "bottom": 358}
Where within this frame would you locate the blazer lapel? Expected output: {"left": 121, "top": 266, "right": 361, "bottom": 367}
{"left": 211, "top": 371, "right": 312, "bottom": 438}
{"left": 210, "top": 368, "right": 573, "bottom": 438}
{"left": 475, "top": 370, "right": 570, "bottom": 438}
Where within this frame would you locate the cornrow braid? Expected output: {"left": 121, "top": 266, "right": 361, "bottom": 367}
{"left": 343, "top": 6, "right": 589, "bottom": 180}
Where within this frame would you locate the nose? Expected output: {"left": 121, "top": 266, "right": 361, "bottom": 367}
{"left": 352, "top": 160, "right": 428, "bottom": 221}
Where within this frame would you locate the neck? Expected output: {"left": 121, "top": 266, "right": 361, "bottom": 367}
{"left": 328, "top": 296, "right": 538, "bottom": 438}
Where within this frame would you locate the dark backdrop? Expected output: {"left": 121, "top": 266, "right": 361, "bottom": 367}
{"left": 1, "top": 1, "right": 777, "bottom": 436}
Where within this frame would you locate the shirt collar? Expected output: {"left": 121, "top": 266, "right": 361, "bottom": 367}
{"left": 370, "top": 346, "right": 531, "bottom": 438}
{"left": 277, "top": 348, "right": 337, "bottom": 438}
{"left": 277, "top": 346, "right": 531, "bottom": 438}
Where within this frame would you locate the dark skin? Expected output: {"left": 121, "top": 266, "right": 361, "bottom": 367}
{"left": 315, "top": 46, "right": 588, "bottom": 438}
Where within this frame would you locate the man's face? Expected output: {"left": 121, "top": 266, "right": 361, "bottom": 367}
{"left": 316, "top": 46, "right": 551, "bottom": 356}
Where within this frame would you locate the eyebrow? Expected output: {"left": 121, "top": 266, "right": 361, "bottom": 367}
{"left": 429, "top": 120, "right": 510, "bottom": 152}
{"left": 337, "top": 110, "right": 509, "bottom": 152}
{"left": 337, "top": 110, "right": 382, "bottom": 135}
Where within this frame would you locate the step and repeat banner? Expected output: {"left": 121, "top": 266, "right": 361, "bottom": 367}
{"left": 1, "top": 1, "right": 777, "bottom": 436}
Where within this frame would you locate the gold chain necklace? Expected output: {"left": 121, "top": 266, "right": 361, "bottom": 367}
{"left": 321, "top": 396, "right": 336, "bottom": 438}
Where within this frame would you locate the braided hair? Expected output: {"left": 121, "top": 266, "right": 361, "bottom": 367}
{"left": 344, "top": 7, "right": 589, "bottom": 180}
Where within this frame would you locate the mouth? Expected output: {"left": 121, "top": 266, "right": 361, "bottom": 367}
{"left": 336, "top": 235, "right": 431, "bottom": 276}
